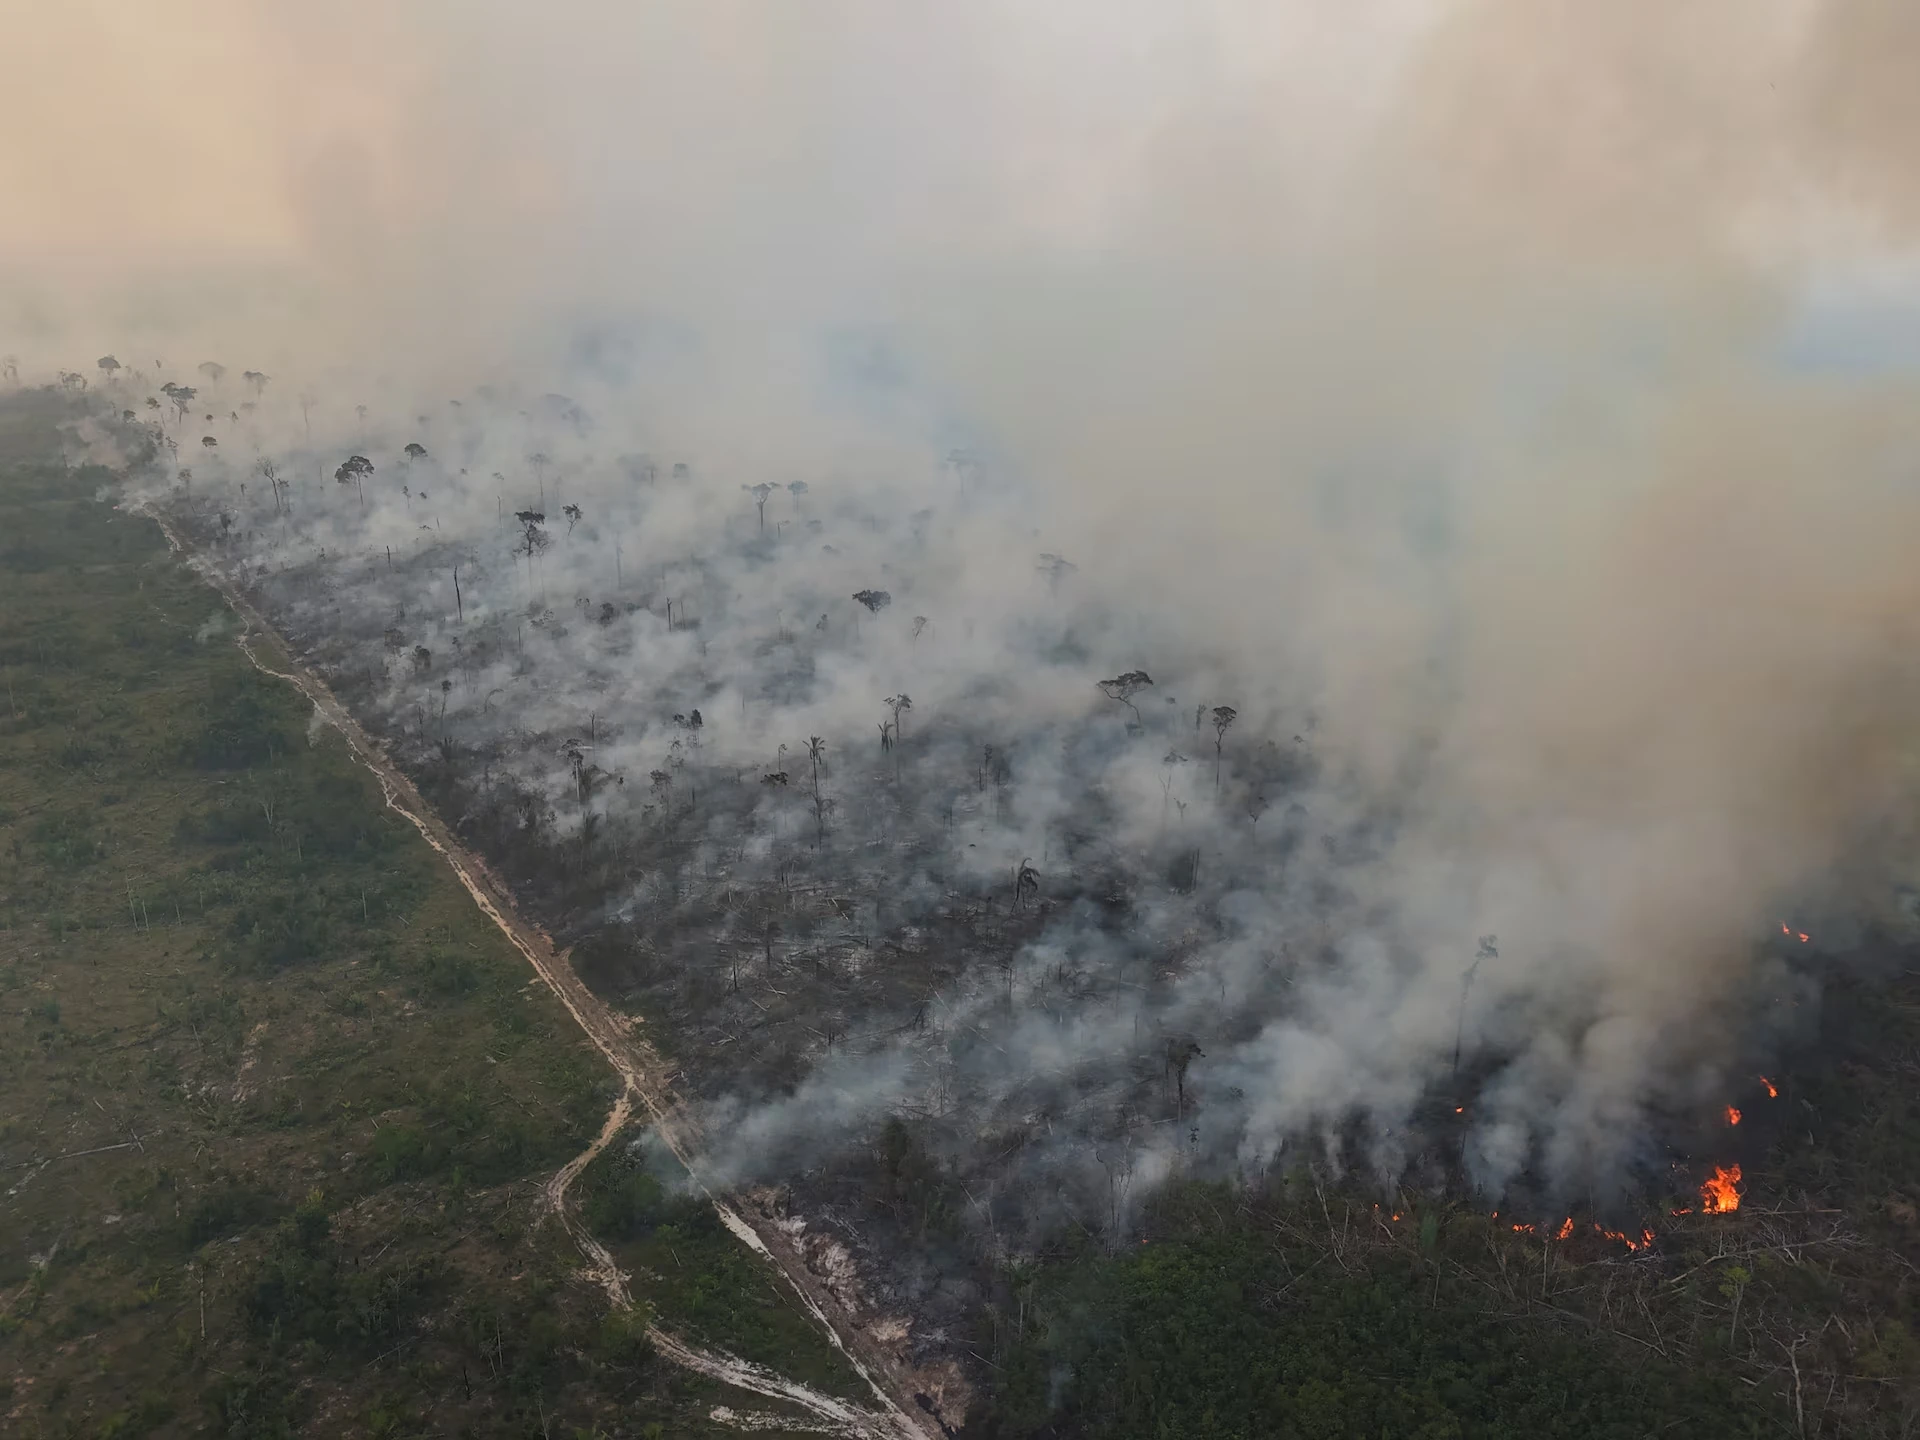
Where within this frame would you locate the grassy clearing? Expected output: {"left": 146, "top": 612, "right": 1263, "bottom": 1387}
{"left": 574, "top": 1127, "right": 869, "bottom": 1403}
{"left": 0, "top": 393, "right": 839, "bottom": 1438}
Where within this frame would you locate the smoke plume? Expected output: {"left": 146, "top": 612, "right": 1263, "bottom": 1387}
{"left": 11, "top": 0, "right": 1920, "bottom": 1212}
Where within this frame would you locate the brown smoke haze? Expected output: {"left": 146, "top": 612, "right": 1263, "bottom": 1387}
{"left": 11, "top": 0, "right": 1920, "bottom": 1194}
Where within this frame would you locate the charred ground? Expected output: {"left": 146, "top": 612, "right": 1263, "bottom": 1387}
{"left": 69, "top": 372, "right": 1920, "bottom": 1435}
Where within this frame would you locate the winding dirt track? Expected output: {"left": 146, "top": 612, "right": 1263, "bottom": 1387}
{"left": 143, "top": 509, "right": 935, "bottom": 1440}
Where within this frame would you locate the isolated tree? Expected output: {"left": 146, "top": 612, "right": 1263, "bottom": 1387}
{"left": 258, "top": 458, "right": 288, "bottom": 515}
{"left": 1160, "top": 748, "right": 1189, "bottom": 830}
{"left": 514, "top": 513, "right": 551, "bottom": 600}
{"left": 355, "top": 403, "right": 368, "bottom": 430}
{"left": 1210, "top": 705, "right": 1237, "bottom": 791}
{"left": 911, "top": 615, "right": 928, "bottom": 643}
{"left": 562, "top": 738, "right": 589, "bottom": 803}
{"left": 1453, "top": 935, "right": 1497, "bottom": 1084}
{"left": 166, "top": 383, "right": 196, "bottom": 423}
{"left": 562, "top": 502, "right": 582, "bottom": 535}
{"left": 885, "top": 693, "right": 913, "bottom": 743}
{"left": 243, "top": 369, "right": 269, "bottom": 395}
{"left": 334, "top": 454, "right": 374, "bottom": 508}
{"left": 1097, "top": 670, "right": 1153, "bottom": 727}
{"left": 404, "top": 441, "right": 428, "bottom": 461}
{"left": 298, "top": 392, "right": 314, "bottom": 438}
{"left": 199, "top": 435, "right": 218, "bottom": 450}
{"left": 806, "top": 736, "right": 828, "bottom": 847}
{"left": 145, "top": 397, "right": 160, "bottom": 412}
{"left": 787, "top": 480, "right": 808, "bottom": 509}
{"left": 1, "top": 356, "right": 17, "bottom": 384}
{"left": 852, "top": 589, "right": 891, "bottom": 614}
{"left": 58, "top": 371, "right": 88, "bottom": 393}
{"left": 744, "top": 482, "right": 775, "bottom": 532}
{"left": 96, "top": 355, "right": 121, "bottom": 381}
{"left": 1013, "top": 857, "right": 1040, "bottom": 912}
{"left": 671, "top": 462, "right": 690, "bottom": 481}
{"left": 1167, "top": 1038, "right": 1205, "bottom": 1119}
{"left": 197, "top": 361, "right": 226, "bottom": 384}
{"left": 1038, "top": 553, "right": 1076, "bottom": 596}
{"left": 412, "top": 645, "right": 432, "bottom": 675}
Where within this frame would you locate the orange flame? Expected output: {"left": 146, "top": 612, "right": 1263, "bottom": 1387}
{"left": 1799, "top": 932, "right": 1810, "bottom": 943}
{"left": 1700, "top": 1164, "right": 1743, "bottom": 1214}
{"left": 1725, "top": 1105, "right": 1742, "bottom": 1126}
{"left": 1590, "top": 1223, "right": 1657, "bottom": 1252}
{"left": 1759, "top": 1076, "right": 1777, "bottom": 1098}
{"left": 1555, "top": 1217, "right": 1573, "bottom": 1240}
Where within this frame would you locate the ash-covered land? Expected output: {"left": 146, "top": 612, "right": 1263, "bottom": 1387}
{"left": 86, "top": 350, "right": 1895, "bottom": 1369}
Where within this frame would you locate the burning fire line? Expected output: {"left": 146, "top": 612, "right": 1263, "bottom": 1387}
{"left": 1699, "top": 1163, "right": 1742, "bottom": 1214}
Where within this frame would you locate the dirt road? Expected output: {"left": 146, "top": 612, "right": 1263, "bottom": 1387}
{"left": 143, "top": 508, "right": 937, "bottom": 1440}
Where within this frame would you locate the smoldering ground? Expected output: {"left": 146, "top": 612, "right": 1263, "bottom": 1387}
{"left": 15, "top": 0, "right": 1920, "bottom": 1227}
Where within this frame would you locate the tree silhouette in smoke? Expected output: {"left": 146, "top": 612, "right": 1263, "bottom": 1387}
{"left": 744, "top": 482, "right": 776, "bottom": 532}
{"left": 1098, "top": 670, "right": 1154, "bottom": 728}
{"left": 1038, "top": 552, "right": 1077, "bottom": 596}
{"left": 334, "top": 454, "right": 374, "bottom": 509}
{"left": 1210, "top": 705, "right": 1237, "bottom": 791}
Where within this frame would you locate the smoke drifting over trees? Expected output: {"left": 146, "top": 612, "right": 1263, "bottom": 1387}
{"left": 12, "top": 0, "right": 1920, "bottom": 1235}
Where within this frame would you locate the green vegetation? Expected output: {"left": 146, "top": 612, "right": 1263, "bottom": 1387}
{"left": 574, "top": 1132, "right": 867, "bottom": 1402}
{"left": 964, "top": 961, "right": 1920, "bottom": 1440}
{"left": 977, "top": 1183, "right": 1774, "bottom": 1439}
{"left": 0, "top": 394, "right": 845, "bottom": 1437}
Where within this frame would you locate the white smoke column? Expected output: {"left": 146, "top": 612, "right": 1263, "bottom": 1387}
{"left": 9, "top": 0, "right": 1920, "bottom": 1200}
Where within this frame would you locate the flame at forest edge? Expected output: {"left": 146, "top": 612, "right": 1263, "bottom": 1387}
{"left": 1700, "top": 1165, "right": 1743, "bottom": 1215}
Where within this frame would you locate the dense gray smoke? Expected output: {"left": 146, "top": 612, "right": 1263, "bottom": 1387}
{"left": 12, "top": 0, "right": 1920, "bottom": 1217}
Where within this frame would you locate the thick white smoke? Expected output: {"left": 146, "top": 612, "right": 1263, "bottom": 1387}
{"left": 11, "top": 0, "right": 1920, "bottom": 1208}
